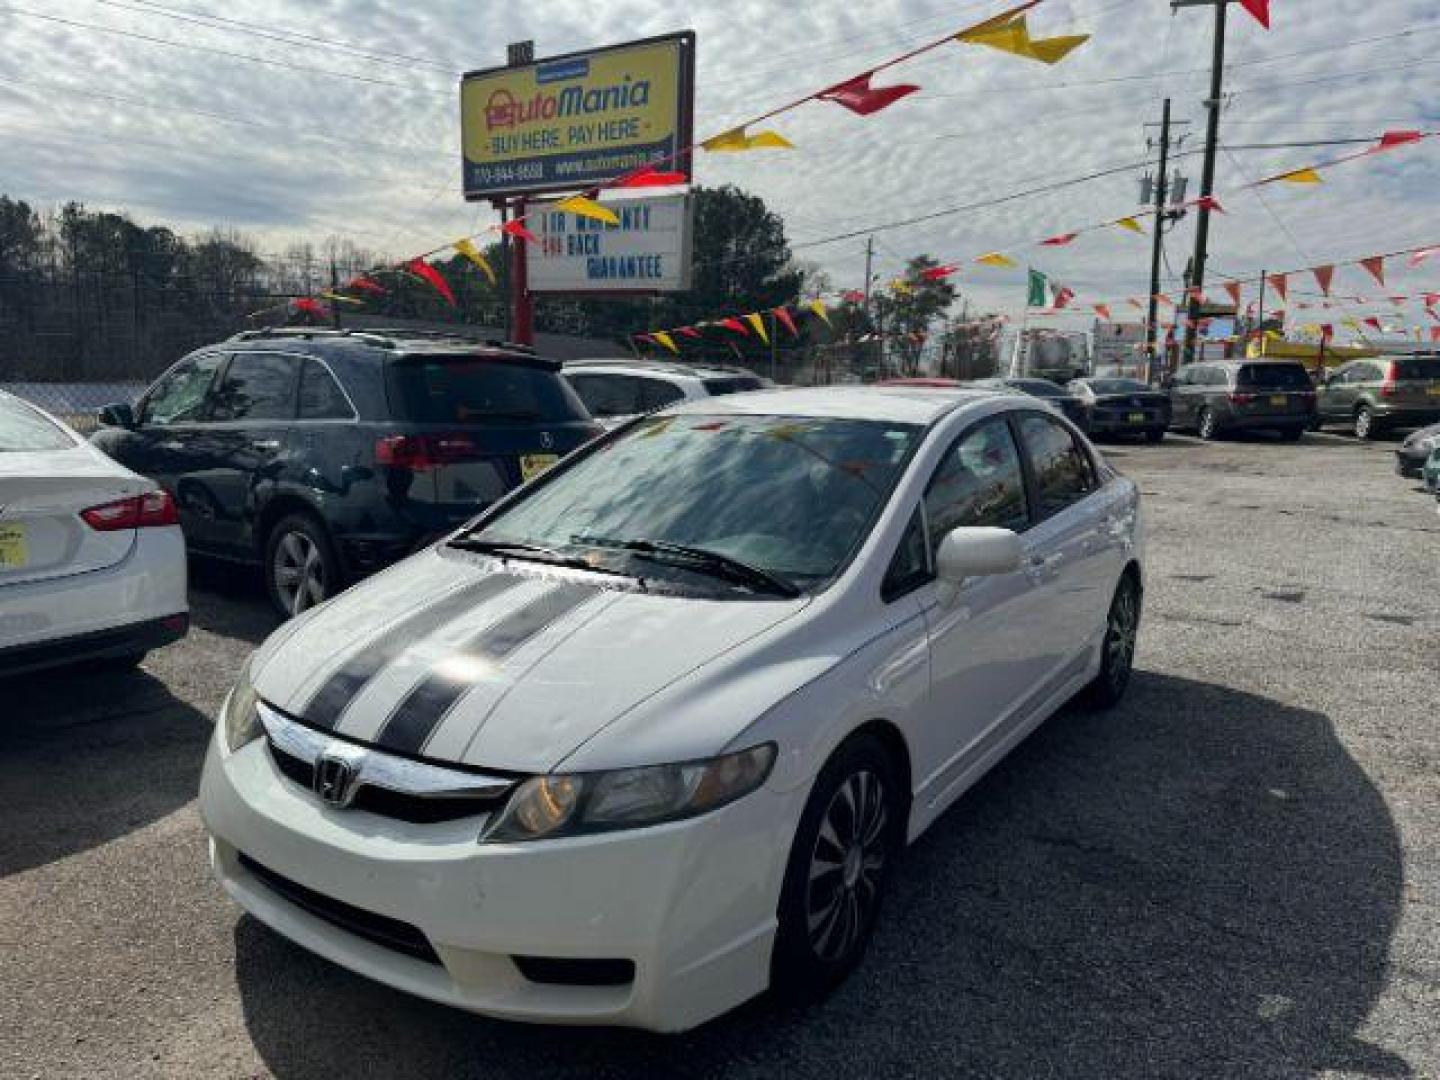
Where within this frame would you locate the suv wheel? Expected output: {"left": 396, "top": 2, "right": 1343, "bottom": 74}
{"left": 265, "top": 513, "right": 339, "bottom": 619}
{"left": 1354, "top": 404, "right": 1380, "bottom": 441}
{"left": 772, "top": 734, "right": 902, "bottom": 1001}
{"left": 1197, "top": 407, "right": 1220, "bottom": 441}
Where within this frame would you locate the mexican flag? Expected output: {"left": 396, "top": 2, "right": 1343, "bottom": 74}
{"left": 1027, "top": 269, "right": 1048, "bottom": 308}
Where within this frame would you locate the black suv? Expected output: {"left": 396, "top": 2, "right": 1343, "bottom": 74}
{"left": 91, "top": 329, "right": 599, "bottom": 617}
{"left": 1167, "top": 360, "right": 1316, "bottom": 440}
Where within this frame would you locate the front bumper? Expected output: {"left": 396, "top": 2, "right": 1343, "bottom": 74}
{"left": 200, "top": 732, "right": 795, "bottom": 1031}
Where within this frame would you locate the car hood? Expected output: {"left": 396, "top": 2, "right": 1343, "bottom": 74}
{"left": 250, "top": 549, "right": 811, "bottom": 773}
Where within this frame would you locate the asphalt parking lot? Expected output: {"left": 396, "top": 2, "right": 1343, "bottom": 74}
{"left": 2, "top": 431, "right": 1437, "bottom": 1079}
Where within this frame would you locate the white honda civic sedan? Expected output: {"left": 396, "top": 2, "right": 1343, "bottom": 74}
{"left": 201, "top": 385, "right": 1143, "bottom": 1031}
{"left": 0, "top": 390, "right": 188, "bottom": 676}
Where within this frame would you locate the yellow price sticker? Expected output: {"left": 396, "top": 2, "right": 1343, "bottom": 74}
{"left": 0, "top": 524, "right": 28, "bottom": 569}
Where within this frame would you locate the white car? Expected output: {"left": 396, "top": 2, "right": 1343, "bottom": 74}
{"left": 562, "top": 359, "right": 767, "bottom": 429}
{"left": 200, "top": 386, "right": 1143, "bottom": 1031}
{"left": 0, "top": 390, "right": 188, "bottom": 676}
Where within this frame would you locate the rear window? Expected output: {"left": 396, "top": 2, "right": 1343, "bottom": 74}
{"left": 702, "top": 376, "right": 764, "bottom": 396}
{"left": 386, "top": 356, "right": 587, "bottom": 425}
{"left": 1010, "top": 379, "right": 1065, "bottom": 397}
{"left": 1238, "top": 364, "right": 1312, "bottom": 390}
{"left": 1391, "top": 356, "right": 1440, "bottom": 380}
{"left": 0, "top": 395, "right": 76, "bottom": 451}
{"left": 1087, "top": 378, "right": 1149, "bottom": 394}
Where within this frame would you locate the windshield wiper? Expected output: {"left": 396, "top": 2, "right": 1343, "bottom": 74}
{"left": 571, "top": 535, "right": 800, "bottom": 598}
{"left": 448, "top": 537, "right": 633, "bottom": 580}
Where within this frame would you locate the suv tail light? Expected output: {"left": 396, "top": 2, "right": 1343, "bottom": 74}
{"left": 1379, "top": 364, "right": 1400, "bottom": 397}
{"left": 81, "top": 490, "right": 179, "bottom": 531}
{"left": 1229, "top": 392, "right": 1256, "bottom": 405}
{"left": 375, "top": 433, "right": 483, "bottom": 472}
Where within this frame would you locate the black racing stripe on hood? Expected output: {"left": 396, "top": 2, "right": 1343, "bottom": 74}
{"left": 301, "top": 574, "right": 520, "bottom": 731}
{"left": 371, "top": 582, "right": 599, "bottom": 756}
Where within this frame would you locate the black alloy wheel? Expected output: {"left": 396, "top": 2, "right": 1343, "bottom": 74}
{"left": 772, "top": 735, "right": 902, "bottom": 1000}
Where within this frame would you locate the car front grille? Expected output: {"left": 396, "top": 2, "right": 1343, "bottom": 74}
{"left": 238, "top": 852, "right": 442, "bottom": 965}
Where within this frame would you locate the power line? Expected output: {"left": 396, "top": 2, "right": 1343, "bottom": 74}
{"left": 1, "top": 5, "right": 410, "bottom": 88}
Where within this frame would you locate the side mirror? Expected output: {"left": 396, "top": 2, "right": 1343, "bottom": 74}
{"left": 935, "top": 527, "right": 1024, "bottom": 583}
{"left": 97, "top": 402, "right": 135, "bottom": 429}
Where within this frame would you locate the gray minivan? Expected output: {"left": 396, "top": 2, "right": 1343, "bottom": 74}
{"left": 1167, "top": 360, "right": 1317, "bottom": 441}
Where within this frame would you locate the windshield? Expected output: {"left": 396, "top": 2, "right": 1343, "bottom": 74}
{"left": 1238, "top": 364, "right": 1312, "bottom": 390}
{"left": 1087, "top": 378, "right": 1149, "bottom": 394}
{"left": 0, "top": 395, "right": 76, "bottom": 451}
{"left": 386, "top": 356, "right": 588, "bottom": 424}
{"left": 465, "top": 414, "right": 922, "bottom": 593}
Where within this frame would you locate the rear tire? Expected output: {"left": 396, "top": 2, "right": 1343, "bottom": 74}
{"left": 1082, "top": 574, "right": 1141, "bottom": 708}
{"left": 1197, "top": 407, "right": 1221, "bottom": 441}
{"left": 1354, "top": 405, "right": 1380, "bottom": 441}
{"left": 1279, "top": 427, "right": 1305, "bottom": 442}
{"left": 264, "top": 513, "right": 340, "bottom": 620}
{"left": 772, "top": 734, "right": 903, "bottom": 1002}
{"left": 1145, "top": 428, "right": 1165, "bottom": 444}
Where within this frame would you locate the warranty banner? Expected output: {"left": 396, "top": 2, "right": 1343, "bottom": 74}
{"left": 461, "top": 33, "right": 695, "bottom": 200}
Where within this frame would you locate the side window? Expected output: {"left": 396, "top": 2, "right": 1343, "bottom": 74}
{"left": 298, "top": 358, "right": 354, "bottom": 420}
{"left": 1017, "top": 413, "right": 1096, "bottom": 519}
{"left": 140, "top": 353, "right": 225, "bottom": 426}
{"left": 568, "top": 374, "right": 641, "bottom": 418}
{"left": 638, "top": 378, "right": 685, "bottom": 411}
{"left": 882, "top": 507, "right": 930, "bottom": 602}
{"left": 210, "top": 353, "right": 299, "bottom": 422}
{"left": 924, "top": 417, "right": 1030, "bottom": 551}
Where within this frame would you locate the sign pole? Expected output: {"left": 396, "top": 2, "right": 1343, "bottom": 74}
{"left": 511, "top": 197, "right": 534, "bottom": 346}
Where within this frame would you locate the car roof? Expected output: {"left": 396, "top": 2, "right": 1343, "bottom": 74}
{"left": 561, "top": 358, "right": 761, "bottom": 379}
{"left": 225, "top": 327, "right": 545, "bottom": 364}
{"left": 663, "top": 385, "right": 1000, "bottom": 424}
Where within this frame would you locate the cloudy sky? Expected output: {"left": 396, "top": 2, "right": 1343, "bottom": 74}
{"left": 1, "top": 0, "right": 1436, "bottom": 329}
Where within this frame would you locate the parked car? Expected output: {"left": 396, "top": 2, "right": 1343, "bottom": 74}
{"left": 1395, "top": 421, "right": 1440, "bottom": 478}
{"left": 1167, "top": 360, "right": 1316, "bottom": 440}
{"left": 0, "top": 389, "right": 187, "bottom": 677}
{"left": 1066, "top": 377, "right": 1171, "bottom": 442}
{"left": 1424, "top": 446, "right": 1440, "bottom": 495}
{"left": 1317, "top": 353, "right": 1440, "bottom": 440}
{"left": 965, "top": 376, "right": 1089, "bottom": 427}
{"left": 200, "top": 385, "right": 1144, "bottom": 1032}
{"left": 91, "top": 329, "right": 600, "bottom": 618}
{"left": 563, "top": 359, "right": 768, "bottom": 429}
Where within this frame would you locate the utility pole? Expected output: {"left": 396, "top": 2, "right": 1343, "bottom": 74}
{"left": 1174, "top": 0, "right": 1230, "bottom": 366}
{"left": 862, "top": 236, "right": 875, "bottom": 313}
{"left": 329, "top": 258, "right": 341, "bottom": 329}
{"left": 1145, "top": 99, "right": 1172, "bottom": 367}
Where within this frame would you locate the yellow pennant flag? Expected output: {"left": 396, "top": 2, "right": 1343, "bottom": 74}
{"left": 891, "top": 278, "right": 914, "bottom": 295}
{"left": 977, "top": 252, "right": 1018, "bottom": 268}
{"left": 320, "top": 291, "right": 364, "bottom": 305}
{"left": 702, "top": 127, "right": 795, "bottom": 152}
{"left": 555, "top": 194, "right": 620, "bottom": 226}
{"left": 807, "top": 299, "right": 832, "bottom": 326}
{"left": 957, "top": 15, "right": 1090, "bottom": 65}
{"left": 652, "top": 331, "right": 679, "bottom": 355}
{"left": 1114, "top": 217, "right": 1146, "bottom": 235}
{"left": 1276, "top": 167, "right": 1323, "bottom": 185}
{"left": 744, "top": 312, "right": 771, "bottom": 344}
{"left": 453, "top": 238, "right": 497, "bottom": 285}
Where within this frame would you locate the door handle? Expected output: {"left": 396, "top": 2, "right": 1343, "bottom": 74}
{"left": 251, "top": 439, "right": 282, "bottom": 453}
{"left": 158, "top": 439, "right": 184, "bottom": 451}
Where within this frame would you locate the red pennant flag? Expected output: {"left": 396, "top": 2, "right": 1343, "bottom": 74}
{"left": 920, "top": 264, "right": 960, "bottom": 280}
{"left": 291, "top": 297, "right": 330, "bottom": 319}
{"left": 1093, "top": 304, "right": 1112, "bottom": 320}
{"left": 841, "top": 290, "right": 866, "bottom": 304}
{"left": 1359, "top": 256, "right": 1386, "bottom": 286}
{"left": 1363, "top": 317, "right": 1383, "bottom": 332}
{"left": 817, "top": 72, "right": 921, "bottom": 116}
{"left": 677, "top": 326, "right": 702, "bottom": 339}
{"left": 1267, "top": 273, "right": 1289, "bottom": 301}
{"left": 1409, "top": 247, "right": 1440, "bottom": 268}
{"left": 1052, "top": 286, "right": 1076, "bottom": 310}
{"left": 1426, "top": 292, "right": 1440, "bottom": 308}
{"left": 1157, "top": 294, "right": 1174, "bottom": 307}
{"left": 501, "top": 219, "right": 539, "bottom": 244}
{"left": 1238, "top": 0, "right": 1271, "bottom": 28}
{"left": 1371, "top": 130, "right": 1424, "bottom": 154}
{"left": 405, "top": 259, "right": 456, "bottom": 305}
{"left": 773, "top": 307, "right": 799, "bottom": 338}
{"left": 346, "top": 274, "right": 386, "bottom": 295}
{"left": 1312, "top": 265, "right": 1335, "bottom": 296}
{"left": 1041, "top": 233, "right": 1078, "bottom": 247}
{"left": 719, "top": 317, "right": 750, "bottom": 336}
{"left": 1431, "top": 326, "right": 1440, "bottom": 342}
{"left": 1388, "top": 296, "right": 1408, "bottom": 307}
{"left": 1222, "top": 282, "right": 1241, "bottom": 307}
{"left": 1320, "top": 324, "right": 1335, "bottom": 340}
{"left": 1183, "top": 195, "right": 1225, "bottom": 213}
{"left": 618, "top": 167, "right": 689, "bottom": 188}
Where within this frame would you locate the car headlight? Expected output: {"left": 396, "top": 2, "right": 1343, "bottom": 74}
{"left": 483, "top": 743, "right": 777, "bottom": 842}
{"left": 220, "top": 658, "right": 263, "bottom": 753}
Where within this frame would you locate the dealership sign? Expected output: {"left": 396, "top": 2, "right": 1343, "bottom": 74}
{"left": 529, "top": 194, "right": 693, "bottom": 293}
{"left": 461, "top": 33, "right": 695, "bottom": 200}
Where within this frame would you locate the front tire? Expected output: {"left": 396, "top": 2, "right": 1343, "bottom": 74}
{"left": 1354, "top": 405, "right": 1379, "bottom": 441}
{"left": 772, "top": 735, "right": 902, "bottom": 1002}
{"left": 264, "top": 513, "right": 340, "bottom": 619}
{"left": 1082, "top": 574, "right": 1141, "bottom": 708}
